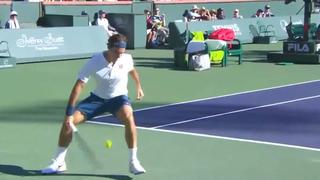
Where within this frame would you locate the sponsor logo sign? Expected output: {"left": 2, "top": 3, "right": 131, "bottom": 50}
{"left": 16, "top": 33, "right": 65, "bottom": 51}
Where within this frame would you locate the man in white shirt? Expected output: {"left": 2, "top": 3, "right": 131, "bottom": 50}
{"left": 232, "top": 9, "right": 243, "bottom": 19}
{"left": 5, "top": 11, "right": 20, "bottom": 29}
{"left": 41, "top": 34, "right": 146, "bottom": 175}
{"left": 96, "top": 10, "right": 118, "bottom": 37}
{"left": 262, "top": 4, "right": 274, "bottom": 17}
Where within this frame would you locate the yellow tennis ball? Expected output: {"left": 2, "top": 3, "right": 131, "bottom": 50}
{"left": 105, "top": 140, "right": 112, "bottom": 149}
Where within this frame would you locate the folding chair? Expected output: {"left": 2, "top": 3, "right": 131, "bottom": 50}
{"left": 226, "top": 39, "right": 243, "bottom": 65}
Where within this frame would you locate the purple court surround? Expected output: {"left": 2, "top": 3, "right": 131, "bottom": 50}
{"left": 91, "top": 80, "right": 320, "bottom": 149}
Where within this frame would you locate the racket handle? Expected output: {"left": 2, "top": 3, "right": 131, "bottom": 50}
{"left": 68, "top": 116, "right": 78, "bottom": 133}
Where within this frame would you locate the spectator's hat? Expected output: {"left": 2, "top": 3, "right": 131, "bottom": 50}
{"left": 10, "top": 11, "right": 18, "bottom": 16}
{"left": 201, "top": 6, "right": 206, "bottom": 10}
{"left": 265, "top": 4, "right": 271, "bottom": 9}
{"left": 257, "top": 9, "right": 263, "bottom": 13}
{"left": 217, "top": 8, "right": 223, "bottom": 12}
{"left": 98, "top": 10, "right": 107, "bottom": 15}
{"left": 210, "top": 9, "right": 217, "bottom": 14}
{"left": 156, "top": 7, "right": 160, "bottom": 11}
{"left": 234, "top": 9, "right": 239, "bottom": 12}
{"left": 192, "top": 5, "right": 199, "bottom": 10}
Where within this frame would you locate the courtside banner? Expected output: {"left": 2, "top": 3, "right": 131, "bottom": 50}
{"left": 0, "top": 26, "right": 107, "bottom": 63}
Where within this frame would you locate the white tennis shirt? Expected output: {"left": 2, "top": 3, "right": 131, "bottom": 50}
{"left": 78, "top": 52, "right": 134, "bottom": 99}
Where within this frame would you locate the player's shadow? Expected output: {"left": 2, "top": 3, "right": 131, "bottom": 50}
{"left": 0, "top": 164, "right": 132, "bottom": 180}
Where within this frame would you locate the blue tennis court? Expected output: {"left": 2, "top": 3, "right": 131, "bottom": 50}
{"left": 90, "top": 80, "right": 320, "bottom": 151}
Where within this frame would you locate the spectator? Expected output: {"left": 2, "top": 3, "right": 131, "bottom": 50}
{"left": 252, "top": 9, "right": 263, "bottom": 18}
{"left": 144, "top": 9, "right": 153, "bottom": 30}
{"left": 199, "top": 7, "right": 211, "bottom": 21}
{"left": 144, "top": 9, "right": 154, "bottom": 38}
{"left": 188, "top": 5, "right": 201, "bottom": 21}
{"left": 5, "top": 11, "right": 20, "bottom": 29}
{"left": 152, "top": 7, "right": 166, "bottom": 27}
{"left": 314, "top": 0, "right": 320, "bottom": 13}
{"left": 209, "top": 9, "right": 217, "bottom": 21}
{"left": 182, "top": 9, "right": 191, "bottom": 22}
{"left": 190, "top": 5, "right": 200, "bottom": 15}
{"left": 91, "top": 12, "right": 98, "bottom": 26}
{"left": 216, "top": 8, "right": 226, "bottom": 20}
{"left": 146, "top": 25, "right": 159, "bottom": 48}
{"left": 151, "top": 7, "right": 169, "bottom": 45}
{"left": 95, "top": 10, "right": 117, "bottom": 37}
{"left": 262, "top": 4, "right": 274, "bottom": 17}
{"left": 232, "top": 9, "right": 243, "bottom": 19}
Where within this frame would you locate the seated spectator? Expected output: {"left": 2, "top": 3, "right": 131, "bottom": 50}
{"left": 5, "top": 11, "right": 20, "bottom": 29}
{"left": 252, "top": 9, "right": 263, "bottom": 18}
{"left": 232, "top": 9, "right": 243, "bottom": 19}
{"left": 95, "top": 10, "right": 117, "bottom": 37}
{"left": 150, "top": 7, "right": 169, "bottom": 45}
{"left": 199, "top": 7, "right": 211, "bottom": 21}
{"left": 314, "top": 0, "right": 320, "bottom": 13}
{"left": 91, "top": 12, "right": 98, "bottom": 26}
{"left": 152, "top": 7, "right": 166, "bottom": 27}
{"left": 216, "top": 8, "right": 226, "bottom": 20}
{"left": 190, "top": 5, "right": 200, "bottom": 15}
{"left": 262, "top": 4, "right": 274, "bottom": 17}
{"left": 144, "top": 9, "right": 153, "bottom": 34}
{"left": 146, "top": 8, "right": 169, "bottom": 48}
{"left": 188, "top": 5, "right": 201, "bottom": 21}
{"left": 182, "top": 9, "right": 191, "bottom": 22}
{"left": 209, "top": 9, "right": 217, "bottom": 21}
{"left": 146, "top": 25, "right": 160, "bottom": 48}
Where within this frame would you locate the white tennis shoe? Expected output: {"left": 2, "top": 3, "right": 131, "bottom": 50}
{"left": 129, "top": 160, "right": 146, "bottom": 175}
{"left": 41, "top": 159, "right": 67, "bottom": 174}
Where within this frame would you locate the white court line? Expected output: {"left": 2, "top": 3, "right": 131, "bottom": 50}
{"left": 87, "top": 121, "right": 320, "bottom": 152}
{"left": 93, "top": 79, "right": 320, "bottom": 119}
{"left": 151, "top": 94, "right": 320, "bottom": 129}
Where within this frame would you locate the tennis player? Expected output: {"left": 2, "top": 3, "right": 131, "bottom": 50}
{"left": 41, "top": 34, "right": 146, "bottom": 175}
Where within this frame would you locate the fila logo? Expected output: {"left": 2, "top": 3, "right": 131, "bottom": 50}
{"left": 287, "top": 43, "right": 310, "bottom": 52}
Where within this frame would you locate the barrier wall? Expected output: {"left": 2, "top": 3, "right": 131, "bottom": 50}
{"left": 0, "top": 3, "right": 12, "bottom": 28}
{"left": 34, "top": 13, "right": 146, "bottom": 49}
{"left": 0, "top": 26, "right": 107, "bottom": 63}
{"left": 36, "top": 14, "right": 89, "bottom": 27}
{"left": 107, "top": 13, "right": 146, "bottom": 49}
{"left": 169, "top": 14, "right": 320, "bottom": 48}
{"left": 43, "top": 2, "right": 133, "bottom": 21}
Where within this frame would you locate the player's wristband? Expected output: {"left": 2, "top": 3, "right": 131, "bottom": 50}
{"left": 65, "top": 105, "right": 75, "bottom": 116}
